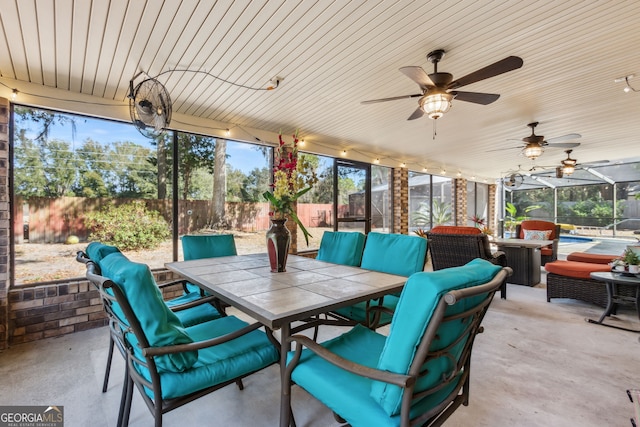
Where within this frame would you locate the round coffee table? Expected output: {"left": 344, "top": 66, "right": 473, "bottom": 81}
{"left": 588, "top": 271, "right": 640, "bottom": 333}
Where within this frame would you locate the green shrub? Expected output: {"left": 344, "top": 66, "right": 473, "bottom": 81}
{"left": 84, "top": 201, "right": 170, "bottom": 250}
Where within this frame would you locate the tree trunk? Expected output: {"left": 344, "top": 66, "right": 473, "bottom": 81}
{"left": 211, "top": 138, "right": 227, "bottom": 227}
{"left": 157, "top": 135, "right": 167, "bottom": 199}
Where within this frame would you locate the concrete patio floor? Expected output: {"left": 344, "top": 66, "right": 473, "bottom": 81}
{"left": 0, "top": 281, "right": 638, "bottom": 427}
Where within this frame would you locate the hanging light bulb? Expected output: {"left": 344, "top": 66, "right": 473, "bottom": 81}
{"left": 419, "top": 89, "right": 453, "bottom": 119}
{"left": 11, "top": 89, "right": 18, "bottom": 100}
{"left": 523, "top": 142, "right": 544, "bottom": 160}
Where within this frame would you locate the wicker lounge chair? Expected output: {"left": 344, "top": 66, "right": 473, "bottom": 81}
{"left": 427, "top": 226, "right": 508, "bottom": 299}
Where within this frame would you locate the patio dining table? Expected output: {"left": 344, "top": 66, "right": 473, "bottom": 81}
{"left": 165, "top": 253, "right": 407, "bottom": 427}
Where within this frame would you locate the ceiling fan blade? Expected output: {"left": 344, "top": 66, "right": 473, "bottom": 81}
{"left": 361, "top": 94, "right": 422, "bottom": 104}
{"left": 545, "top": 133, "right": 581, "bottom": 143}
{"left": 399, "top": 66, "right": 435, "bottom": 90}
{"left": 450, "top": 91, "right": 500, "bottom": 105}
{"left": 448, "top": 56, "right": 523, "bottom": 90}
{"left": 407, "top": 107, "right": 424, "bottom": 120}
{"left": 545, "top": 142, "right": 581, "bottom": 149}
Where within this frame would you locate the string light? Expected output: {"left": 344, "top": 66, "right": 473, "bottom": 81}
{"left": 422, "top": 167, "right": 428, "bottom": 172}
{"left": 299, "top": 139, "right": 305, "bottom": 147}
{"left": 11, "top": 89, "right": 18, "bottom": 100}
{"left": 456, "top": 171, "right": 462, "bottom": 177}
{"left": 400, "top": 162, "right": 406, "bottom": 168}
{"left": 225, "top": 128, "right": 230, "bottom": 137}
{"left": 341, "top": 150, "right": 347, "bottom": 157}
{"left": 373, "top": 158, "right": 380, "bottom": 164}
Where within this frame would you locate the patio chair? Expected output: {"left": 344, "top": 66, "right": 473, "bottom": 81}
{"left": 427, "top": 226, "right": 508, "bottom": 299}
{"left": 80, "top": 250, "right": 279, "bottom": 427}
{"left": 515, "top": 220, "right": 561, "bottom": 265}
{"left": 181, "top": 233, "right": 237, "bottom": 260}
{"left": 181, "top": 234, "right": 238, "bottom": 295}
{"left": 284, "top": 259, "right": 509, "bottom": 427}
{"left": 315, "top": 231, "right": 366, "bottom": 266}
{"left": 79, "top": 243, "right": 223, "bottom": 393}
{"left": 330, "top": 232, "right": 428, "bottom": 327}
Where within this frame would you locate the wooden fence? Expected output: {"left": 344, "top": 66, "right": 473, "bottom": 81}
{"left": 14, "top": 196, "right": 335, "bottom": 244}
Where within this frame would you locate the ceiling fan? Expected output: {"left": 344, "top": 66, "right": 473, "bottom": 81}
{"left": 361, "top": 49, "right": 523, "bottom": 120}
{"left": 502, "top": 122, "right": 581, "bottom": 160}
{"left": 555, "top": 149, "right": 610, "bottom": 177}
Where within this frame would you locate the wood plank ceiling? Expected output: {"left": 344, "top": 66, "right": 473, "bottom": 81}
{"left": 0, "top": 0, "right": 639, "bottom": 182}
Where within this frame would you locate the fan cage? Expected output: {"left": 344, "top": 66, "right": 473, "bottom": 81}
{"left": 128, "top": 78, "right": 172, "bottom": 139}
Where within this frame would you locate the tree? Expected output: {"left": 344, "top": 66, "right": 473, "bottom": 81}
{"left": 74, "top": 138, "right": 112, "bottom": 197}
{"left": 175, "top": 133, "right": 217, "bottom": 200}
{"left": 211, "top": 138, "right": 227, "bottom": 226}
{"left": 13, "top": 129, "right": 47, "bottom": 197}
{"left": 111, "top": 141, "right": 157, "bottom": 197}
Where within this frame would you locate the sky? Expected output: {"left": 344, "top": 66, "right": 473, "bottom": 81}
{"left": 17, "top": 111, "right": 268, "bottom": 174}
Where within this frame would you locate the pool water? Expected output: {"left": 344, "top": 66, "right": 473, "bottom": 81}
{"left": 559, "top": 235, "right": 593, "bottom": 243}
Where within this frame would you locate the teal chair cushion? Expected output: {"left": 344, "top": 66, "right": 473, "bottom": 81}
{"left": 288, "top": 324, "right": 466, "bottom": 427}
{"left": 86, "top": 242, "right": 121, "bottom": 264}
{"left": 99, "top": 252, "right": 198, "bottom": 372}
{"left": 166, "top": 292, "right": 222, "bottom": 327}
{"left": 360, "top": 233, "right": 427, "bottom": 276}
{"left": 316, "top": 231, "right": 366, "bottom": 266}
{"left": 182, "top": 234, "right": 237, "bottom": 260}
{"left": 332, "top": 295, "right": 399, "bottom": 326}
{"left": 370, "top": 258, "right": 501, "bottom": 416}
{"left": 136, "top": 315, "right": 279, "bottom": 400}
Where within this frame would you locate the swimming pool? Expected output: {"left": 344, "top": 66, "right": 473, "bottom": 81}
{"left": 559, "top": 235, "right": 593, "bottom": 243}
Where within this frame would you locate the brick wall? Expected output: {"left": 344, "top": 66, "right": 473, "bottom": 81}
{"left": 6, "top": 269, "right": 183, "bottom": 345}
{"left": 0, "top": 98, "right": 8, "bottom": 350}
{"left": 393, "top": 168, "right": 408, "bottom": 234}
{"left": 454, "top": 178, "right": 467, "bottom": 225}
{"left": 488, "top": 184, "right": 497, "bottom": 235}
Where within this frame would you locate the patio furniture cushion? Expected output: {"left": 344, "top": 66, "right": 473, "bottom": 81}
{"left": 523, "top": 229, "right": 552, "bottom": 241}
{"left": 430, "top": 225, "right": 482, "bottom": 235}
{"left": 360, "top": 232, "right": 427, "bottom": 277}
{"left": 332, "top": 295, "right": 400, "bottom": 327}
{"left": 165, "top": 292, "right": 223, "bottom": 327}
{"left": 516, "top": 221, "right": 560, "bottom": 261}
{"left": 566, "top": 252, "right": 620, "bottom": 264}
{"left": 371, "top": 258, "right": 501, "bottom": 416}
{"left": 182, "top": 234, "right": 237, "bottom": 260}
{"left": 135, "top": 315, "right": 279, "bottom": 400}
{"left": 99, "top": 252, "right": 197, "bottom": 372}
{"left": 86, "top": 242, "right": 121, "bottom": 263}
{"left": 544, "top": 260, "right": 611, "bottom": 279}
{"left": 316, "top": 231, "right": 366, "bottom": 266}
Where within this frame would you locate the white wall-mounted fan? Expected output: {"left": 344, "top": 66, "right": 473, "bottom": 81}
{"left": 128, "top": 77, "right": 172, "bottom": 138}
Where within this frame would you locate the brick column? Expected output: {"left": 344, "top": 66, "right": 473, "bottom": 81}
{"left": 0, "top": 98, "right": 9, "bottom": 350}
{"left": 393, "top": 168, "right": 408, "bottom": 234}
{"left": 454, "top": 178, "right": 468, "bottom": 225}
{"left": 488, "top": 184, "right": 497, "bottom": 236}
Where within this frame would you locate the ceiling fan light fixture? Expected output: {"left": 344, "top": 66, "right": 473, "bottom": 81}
{"left": 420, "top": 91, "right": 453, "bottom": 119}
{"left": 562, "top": 164, "right": 575, "bottom": 175}
{"left": 523, "top": 143, "right": 544, "bottom": 160}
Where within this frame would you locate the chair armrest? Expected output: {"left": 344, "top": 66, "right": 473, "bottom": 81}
{"left": 286, "top": 334, "right": 413, "bottom": 388}
{"left": 168, "top": 294, "right": 219, "bottom": 312}
{"left": 143, "top": 322, "right": 265, "bottom": 357}
{"left": 489, "top": 250, "right": 507, "bottom": 267}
